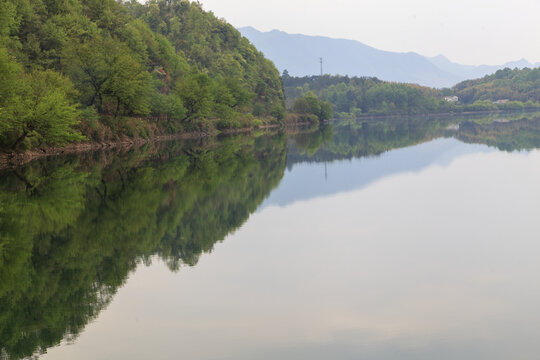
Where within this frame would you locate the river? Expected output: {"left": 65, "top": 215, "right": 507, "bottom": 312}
{"left": 2, "top": 112, "right": 540, "bottom": 359}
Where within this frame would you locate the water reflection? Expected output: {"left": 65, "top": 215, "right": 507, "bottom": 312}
{"left": 0, "top": 135, "right": 287, "bottom": 359}
{"left": 290, "top": 111, "right": 540, "bottom": 166}
{"left": 2, "top": 112, "right": 540, "bottom": 359}
{"left": 456, "top": 115, "right": 540, "bottom": 151}
{"left": 265, "top": 113, "right": 540, "bottom": 208}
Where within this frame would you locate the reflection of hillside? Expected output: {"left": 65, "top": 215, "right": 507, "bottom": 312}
{"left": 456, "top": 116, "right": 540, "bottom": 151}
{"left": 0, "top": 135, "right": 287, "bottom": 359}
{"left": 287, "top": 113, "right": 540, "bottom": 166}
{"left": 287, "top": 117, "right": 453, "bottom": 167}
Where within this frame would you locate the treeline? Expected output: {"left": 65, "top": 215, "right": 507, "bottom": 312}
{"left": 283, "top": 71, "right": 540, "bottom": 119}
{"left": 283, "top": 74, "right": 449, "bottom": 117}
{"left": 453, "top": 67, "right": 540, "bottom": 104}
{"left": 0, "top": 0, "right": 284, "bottom": 151}
{"left": 0, "top": 134, "right": 287, "bottom": 358}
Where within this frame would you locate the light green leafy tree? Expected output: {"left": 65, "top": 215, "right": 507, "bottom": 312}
{"left": 10, "top": 70, "right": 83, "bottom": 149}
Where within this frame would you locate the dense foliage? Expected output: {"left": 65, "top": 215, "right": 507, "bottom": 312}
{"left": 0, "top": 0, "right": 284, "bottom": 151}
{"left": 289, "top": 91, "right": 333, "bottom": 123}
{"left": 283, "top": 75, "right": 448, "bottom": 117}
{"left": 283, "top": 73, "right": 540, "bottom": 119}
{"left": 453, "top": 67, "right": 540, "bottom": 104}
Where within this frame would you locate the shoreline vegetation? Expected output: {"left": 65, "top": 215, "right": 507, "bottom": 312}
{"left": 0, "top": 122, "right": 288, "bottom": 169}
{"left": 1, "top": 108, "right": 538, "bottom": 170}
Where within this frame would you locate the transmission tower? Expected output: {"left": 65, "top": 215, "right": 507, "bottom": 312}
{"left": 320, "top": 57, "right": 323, "bottom": 76}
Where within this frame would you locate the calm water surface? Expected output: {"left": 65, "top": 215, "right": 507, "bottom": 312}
{"left": 2, "top": 113, "right": 540, "bottom": 359}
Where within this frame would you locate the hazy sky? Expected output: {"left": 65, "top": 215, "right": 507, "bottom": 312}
{"left": 197, "top": 0, "right": 540, "bottom": 66}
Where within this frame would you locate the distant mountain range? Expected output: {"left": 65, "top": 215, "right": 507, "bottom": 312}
{"left": 239, "top": 26, "right": 540, "bottom": 88}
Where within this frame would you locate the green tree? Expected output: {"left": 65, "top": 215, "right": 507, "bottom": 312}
{"left": 62, "top": 38, "right": 112, "bottom": 111}
{"left": 107, "top": 52, "right": 152, "bottom": 116}
{"left": 0, "top": 47, "right": 21, "bottom": 139}
{"left": 293, "top": 97, "right": 310, "bottom": 114}
{"left": 175, "top": 73, "right": 213, "bottom": 121}
{"left": 9, "top": 70, "right": 83, "bottom": 149}
{"left": 293, "top": 91, "right": 333, "bottom": 121}
{"left": 149, "top": 92, "right": 187, "bottom": 120}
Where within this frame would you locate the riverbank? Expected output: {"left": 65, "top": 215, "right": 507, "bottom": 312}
{"left": 0, "top": 122, "right": 318, "bottom": 170}
{"left": 336, "top": 108, "right": 540, "bottom": 121}
{"left": 4, "top": 109, "right": 536, "bottom": 170}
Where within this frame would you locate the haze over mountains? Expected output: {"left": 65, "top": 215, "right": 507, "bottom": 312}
{"left": 239, "top": 27, "right": 540, "bottom": 89}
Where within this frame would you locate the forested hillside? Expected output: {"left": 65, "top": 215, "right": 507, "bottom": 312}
{"left": 0, "top": 0, "right": 284, "bottom": 151}
{"left": 283, "top": 75, "right": 452, "bottom": 117}
{"left": 283, "top": 73, "right": 540, "bottom": 118}
{"left": 453, "top": 67, "right": 540, "bottom": 104}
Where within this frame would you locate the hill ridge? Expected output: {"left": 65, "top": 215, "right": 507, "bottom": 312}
{"left": 239, "top": 26, "right": 536, "bottom": 88}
